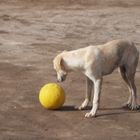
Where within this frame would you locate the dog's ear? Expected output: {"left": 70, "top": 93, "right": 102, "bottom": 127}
{"left": 58, "top": 55, "right": 63, "bottom": 70}
{"left": 53, "top": 54, "right": 64, "bottom": 71}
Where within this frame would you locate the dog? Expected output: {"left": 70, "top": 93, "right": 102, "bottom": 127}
{"left": 53, "top": 39, "right": 139, "bottom": 118}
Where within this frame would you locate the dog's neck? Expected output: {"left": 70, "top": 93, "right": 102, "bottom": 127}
{"left": 62, "top": 52, "right": 85, "bottom": 72}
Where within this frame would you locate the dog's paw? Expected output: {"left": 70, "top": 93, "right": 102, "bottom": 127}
{"left": 78, "top": 105, "right": 87, "bottom": 110}
{"left": 130, "top": 104, "right": 140, "bottom": 110}
{"left": 122, "top": 103, "right": 140, "bottom": 110}
{"left": 122, "top": 103, "right": 131, "bottom": 109}
{"left": 78, "top": 106, "right": 84, "bottom": 110}
{"left": 78, "top": 99, "right": 89, "bottom": 110}
{"left": 85, "top": 112, "right": 96, "bottom": 118}
{"left": 74, "top": 106, "right": 83, "bottom": 110}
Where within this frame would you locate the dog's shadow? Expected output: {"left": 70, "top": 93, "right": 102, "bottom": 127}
{"left": 98, "top": 107, "right": 140, "bottom": 117}
{"left": 58, "top": 105, "right": 140, "bottom": 117}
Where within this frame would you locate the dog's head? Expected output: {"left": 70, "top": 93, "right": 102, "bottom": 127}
{"left": 53, "top": 53, "right": 67, "bottom": 82}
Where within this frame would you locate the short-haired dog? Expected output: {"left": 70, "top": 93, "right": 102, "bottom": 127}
{"left": 53, "top": 39, "right": 139, "bottom": 118}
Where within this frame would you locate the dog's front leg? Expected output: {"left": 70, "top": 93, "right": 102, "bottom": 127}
{"left": 78, "top": 77, "right": 93, "bottom": 110}
{"left": 85, "top": 78, "right": 102, "bottom": 118}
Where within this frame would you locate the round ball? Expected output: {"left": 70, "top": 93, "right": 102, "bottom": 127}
{"left": 39, "top": 83, "right": 65, "bottom": 109}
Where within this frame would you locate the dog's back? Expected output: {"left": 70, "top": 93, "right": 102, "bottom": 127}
{"left": 105, "top": 39, "right": 139, "bottom": 66}
{"left": 93, "top": 39, "right": 139, "bottom": 75}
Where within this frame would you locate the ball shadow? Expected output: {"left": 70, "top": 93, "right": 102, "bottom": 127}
{"left": 58, "top": 105, "right": 92, "bottom": 111}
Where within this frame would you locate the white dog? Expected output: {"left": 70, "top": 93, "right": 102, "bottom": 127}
{"left": 53, "top": 39, "right": 139, "bottom": 118}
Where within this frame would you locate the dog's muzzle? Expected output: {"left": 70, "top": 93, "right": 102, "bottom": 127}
{"left": 57, "top": 75, "right": 66, "bottom": 82}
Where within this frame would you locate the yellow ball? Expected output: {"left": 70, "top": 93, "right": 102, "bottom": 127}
{"left": 39, "top": 83, "right": 65, "bottom": 109}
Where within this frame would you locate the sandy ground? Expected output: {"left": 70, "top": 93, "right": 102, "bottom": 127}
{"left": 0, "top": 0, "right": 140, "bottom": 140}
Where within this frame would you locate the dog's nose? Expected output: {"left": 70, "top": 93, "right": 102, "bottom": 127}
{"left": 57, "top": 79, "right": 62, "bottom": 82}
{"left": 57, "top": 77, "right": 64, "bottom": 83}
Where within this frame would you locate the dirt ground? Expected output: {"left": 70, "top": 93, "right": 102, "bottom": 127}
{"left": 0, "top": 0, "right": 140, "bottom": 140}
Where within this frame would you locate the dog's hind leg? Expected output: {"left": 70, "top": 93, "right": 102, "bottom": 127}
{"left": 126, "top": 50, "right": 139, "bottom": 110}
{"left": 122, "top": 54, "right": 139, "bottom": 110}
{"left": 119, "top": 66, "right": 132, "bottom": 107}
{"left": 78, "top": 77, "right": 93, "bottom": 110}
{"left": 126, "top": 69, "right": 139, "bottom": 110}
